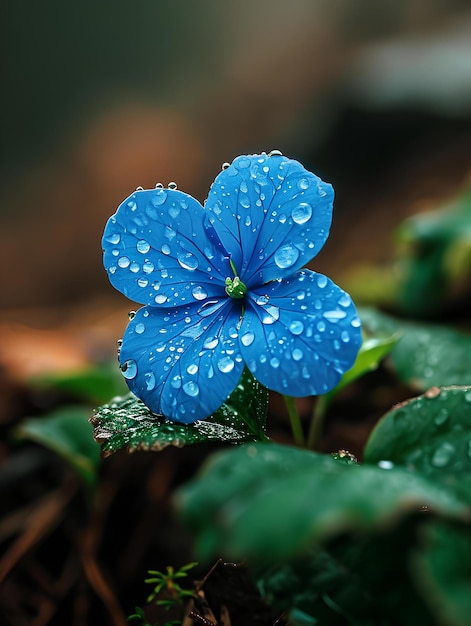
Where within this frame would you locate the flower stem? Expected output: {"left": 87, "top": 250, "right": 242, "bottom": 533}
{"left": 283, "top": 395, "right": 305, "bottom": 447}
{"left": 307, "top": 395, "right": 328, "bottom": 450}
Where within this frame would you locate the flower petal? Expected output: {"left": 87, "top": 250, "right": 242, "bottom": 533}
{"left": 119, "top": 299, "right": 245, "bottom": 423}
{"left": 204, "top": 153, "right": 334, "bottom": 286}
{"left": 103, "top": 188, "right": 230, "bottom": 307}
{"left": 238, "top": 270, "right": 362, "bottom": 396}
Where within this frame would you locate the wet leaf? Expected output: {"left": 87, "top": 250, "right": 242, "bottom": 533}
{"left": 15, "top": 406, "right": 100, "bottom": 488}
{"left": 324, "top": 333, "right": 399, "bottom": 405}
{"left": 91, "top": 368, "right": 268, "bottom": 456}
{"left": 413, "top": 521, "right": 471, "bottom": 626}
{"left": 364, "top": 386, "right": 471, "bottom": 503}
{"left": 360, "top": 308, "right": 471, "bottom": 390}
{"left": 258, "top": 519, "right": 435, "bottom": 626}
{"left": 176, "top": 442, "right": 468, "bottom": 563}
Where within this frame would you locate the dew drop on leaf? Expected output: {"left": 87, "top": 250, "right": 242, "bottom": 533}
{"left": 431, "top": 441, "right": 455, "bottom": 468}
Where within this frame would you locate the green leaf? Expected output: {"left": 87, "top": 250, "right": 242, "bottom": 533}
{"left": 413, "top": 521, "right": 471, "bottom": 626}
{"left": 176, "top": 442, "right": 468, "bottom": 563}
{"left": 394, "top": 190, "right": 471, "bottom": 316}
{"left": 364, "top": 386, "right": 471, "bottom": 503}
{"left": 91, "top": 368, "right": 268, "bottom": 456}
{"left": 360, "top": 308, "right": 471, "bottom": 390}
{"left": 324, "top": 333, "right": 399, "bottom": 405}
{"left": 15, "top": 406, "right": 100, "bottom": 488}
{"left": 30, "top": 362, "right": 128, "bottom": 404}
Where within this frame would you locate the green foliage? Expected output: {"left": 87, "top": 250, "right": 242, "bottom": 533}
{"left": 15, "top": 406, "right": 100, "bottom": 489}
{"left": 322, "top": 332, "right": 399, "bottom": 407}
{"left": 176, "top": 382, "right": 471, "bottom": 625}
{"left": 395, "top": 190, "right": 471, "bottom": 316}
{"left": 144, "top": 563, "right": 197, "bottom": 604}
{"left": 128, "top": 563, "right": 197, "bottom": 626}
{"left": 91, "top": 368, "right": 269, "bottom": 456}
{"left": 29, "top": 362, "right": 128, "bottom": 404}
{"left": 364, "top": 386, "right": 471, "bottom": 502}
{"left": 128, "top": 604, "right": 181, "bottom": 626}
{"left": 360, "top": 307, "right": 471, "bottom": 390}
{"left": 345, "top": 189, "right": 471, "bottom": 317}
{"left": 176, "top": 442, "right": 468, "bottom": 563}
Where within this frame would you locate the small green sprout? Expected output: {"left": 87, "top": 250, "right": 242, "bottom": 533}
{"left": 128, "top": 563, "right": 198, "bottom": 626}
{"left": 145, "top": 562, "right": 198, "bottom": 606}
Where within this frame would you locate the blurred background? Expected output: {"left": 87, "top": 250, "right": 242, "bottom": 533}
{"left": 1, "top": 0, "right": 471, "bottom": 374}
{"left": 1, "top": 2, "right": 471, "bottom": 623}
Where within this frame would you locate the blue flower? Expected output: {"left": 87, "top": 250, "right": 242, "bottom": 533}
{"left": 102, "top": 152, "right": 362, "bottom": 424}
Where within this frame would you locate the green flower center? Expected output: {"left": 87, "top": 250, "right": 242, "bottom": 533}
{"left": 225, "top": 275, "right": 247, "bottom": 299}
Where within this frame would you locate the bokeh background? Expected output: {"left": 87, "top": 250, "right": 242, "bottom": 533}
{"left": 2, "top": 2, "right": 471, "bottom": 624}
{"left": 2, "top": 0, "right": 471, "bottom": 376}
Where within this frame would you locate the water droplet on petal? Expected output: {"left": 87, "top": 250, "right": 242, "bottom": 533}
{"left": 274, "top": 243, "right": 299, "bottom": 269}
{"left": 270, "top": 357, "right": 280, "bottom": 368}
{"left": 118, "top": 256, "right": 130, "bottom": 268}
{"left": 256, "top": 295, "right": 269, "bottom": 306}
{"left": 297, "top": 178, "right": 310, "bottom": 191}
{"left": 187, "top": 364, "right": 199, "bottom": 375}
{"left": 217, "top": 356, "right": 235, "bottom": 373}
{"left": 203, "top": 337, "right": 219, "bottom": 350}
{"left": 323, "top": 310, "right": 347, "bottom": 323}
{"left": 261, "top": 305, "right": 280, "bottom": 325}
{"left": 192, "top": 285, "right": 208, "bottom": 300}
{"left": 135, "top": 323, "right": 145, "bottom": 334}
{"left": 152, "top": 189, "right": 168, "bottom": 205}
{"left": 431, "top": 442, "right": 455, "bottom": 468}
{"left": 130, "top": 262, "right": 140, "bottom": 273}
{"left": 168, "top": 182, "right": 177, "bottom": 190}
{"left": 171, "top": 375, "right": 182, "bottom": 389}
{"left": 338, "top": 293, "right": 352, "bottom": 307}
{"left": 198, "top": 300, "right": 222, "bottom": 318}
{"left": 177, "top": 251, "right": 198, "bottom": 271}
{"left": 145, "top": 372, "right": 156, "bottom": 391}
{"left": 317, "top": 275, "right": 328, "bottom": 288}
{"left": 128, "top": 311, "right": 136, "bottom": 320}
{"left": 155, "top": 294, "right": 168, "bottom": 304}
{"left": 183, "top": 381, "right": 199, "bottom": 397}
{"left": 289, "top": 320, "right": 304, "bottom": 335}
{"left": 241, "top": 331, "right": 255, "bottom": 347}
{"left": 105, "top": 232, "right": 121, "bottom": 244}
{"left": 291, "top": 202, "right": 312, "bottom": 224}
{"left": 137, "top": 240, "right": 150, "bottom": 254}
{"left": 268, "top": 149, "right": 282, "bottom": 157}
{"left": 239, "top": 196, "right": 251, "bottom": 209}
{"left": 222, "top": 162, "right": 230, "bottom": 170}
{"left": 138, "top": 277, "right": 148, "bottom": 288}
{"left": 168, "top": 204, "right": 181, "bottom": 219}
{"left": 292, "top": 348, "right": 303, "bottom": 361}
{"left": 155, "top": 182, "right": 164, "bottom": 189}
{"left": 161, "top": 244, "right": 171, "bottom": 255}
{"left": 351, "top": 317, "right": 361, "bottom": 328}
{"left": 238, "top": 157, "right": 251, "bottom": 168}
{"left": 121, "top": 359, "right": 137, "bottom": 379}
